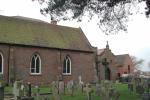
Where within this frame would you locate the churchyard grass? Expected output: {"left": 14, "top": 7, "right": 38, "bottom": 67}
{"left": 114, "top": 83, "right": 140, "bottom": 100}
{"left": 4, "top": 83, "right": 140, "bottom": 100}
{"left": 4, "top": 86, "right": 12, "bottom": 93}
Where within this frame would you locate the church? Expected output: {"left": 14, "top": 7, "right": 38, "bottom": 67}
{"left": 97, "top": 42, "right": 134, "bottom": 81}
{"left": 0, "top": 15, "right": 96, "bottom": 85}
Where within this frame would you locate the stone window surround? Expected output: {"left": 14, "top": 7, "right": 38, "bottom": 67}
{"left": 63, "top": 56, "right": 71, "bottom": 75}
{"left": 30, "top": 54, "right": 41, "bottom": 75}
{"left": 0, "top": 52, "right": 3, "bottom": 74}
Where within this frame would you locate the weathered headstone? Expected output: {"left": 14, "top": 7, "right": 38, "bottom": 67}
{"left": 78, "top": 75, "right": 84, "bottom": 92}
{"left": 142, "top": 92, "right": 150, "bottom": 100}
{"left": 67, "top": 80, "right": 74, "bottom": 96}
{"left": 27, "top": 82, "right": 32, "bottom": 97}
{"left": 21, "top": 84, "right": 25, "bottom": 96}
{"left": 59, "top": 81, "right": 65, "bottom": 95}
{"left": 84, "top": 84, "right": 93, "bottom": 100}
{"left": 128, "top": 83, "right": 133, "bottom": 93}
{"left": 100, "top": 80, "right": 120, "bottom": 100}
{"left": 0, "top": 82, "right": 4, "bottom": 100}
{"left": 35, "top": 86, "right": 40, "bottom": 100}
{"left": 13, "top": 81, "right": 22, "bottom": 100}
{"left": 95, "top": 83, "right": 101, "bottom": 96}
{"left": 51, "top": 81, "right": 61, "bottom": 100}
{"left": 0, "top": 75, "right": 4, "bottom": 100}
{"left": 136, "top": 85, "right": 144, "bottom": 95}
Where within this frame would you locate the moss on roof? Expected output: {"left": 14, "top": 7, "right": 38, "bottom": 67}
{"left": 0, "top": 15, "right": 93, "bottom": 52}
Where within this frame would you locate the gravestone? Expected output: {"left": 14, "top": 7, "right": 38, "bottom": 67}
{"left": 0, "top": 82, "right": 4, "bottom": 100}
{"left": 35, "top": 86, "right": 40, "bottom": 100}
{"left": 78, "top": 76, "right": 84, "bottom": 92}
{"left": 21, "top": 84, "right": 25, "bottom": 96}
{"left": 136, "top": 85, "right": 144, "bottom": 95}
{"left": 100, "top": 80, "right": 119, "bottom": 100}
{"left": 0, "top": 75, "right": 4, "bottom": 100}
{"left": 84, "top": 84, "right": 93, "bottom": 100}
{"left": 13, "top": 81, "right": 22, "bottom": 100}
{"left": 67, "top": 80, "right": 74, "bottom": 96}
{"left": 128, "top": 83, "right": 133, "bottom": 93}
{"left": 95, "top": 83, "right": 101, "bottom": 96}
{"left": 27, "top": 82, "right": 32, "bottom": 97}
{"left": 142, "top": 92, "right": 150, "bottom": 100}
{"left": 51, "top": 81, "right": 61, "bottom": 100}
{"left": 59, "top": 81, "right": 65, "bottom": 95}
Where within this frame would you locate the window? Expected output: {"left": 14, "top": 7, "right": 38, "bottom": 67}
{"left": 30, "top": 54, "right": 41, "bottom": 74}
{"left": 63, "top": 56, "right": 71, "bottom": 75}
{"left": 0, "top": 53, "right": 3, "bottom": 74}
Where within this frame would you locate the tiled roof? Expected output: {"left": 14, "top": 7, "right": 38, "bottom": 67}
{"left": 116, "top": 54, "right": 129, "bottom": 66}
{"left": 0, "top": 15, "right": 93, "bottom": 52}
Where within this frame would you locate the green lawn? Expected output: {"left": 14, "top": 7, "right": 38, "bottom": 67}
{"left": 5, "top": 83, "right": 140, "bottom": 100}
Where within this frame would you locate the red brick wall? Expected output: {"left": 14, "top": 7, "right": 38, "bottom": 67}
{"left": 117, "top": 55, "right": 134, "bottom": 76}
{"left": 0, "top": 44, "right": 9, "bottom": 84}
{"left": 0, "top": 44, "right": 95, "bottom": 85}
{"left": 97, "top": 49, "right": 117, "bottom": 81}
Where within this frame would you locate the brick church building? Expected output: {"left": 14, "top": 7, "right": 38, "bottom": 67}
{"left": 97, "top": 42, "right": 134, "bottom": 81}
{"left": 0, "top": 15, "right": 96, "bottom": 85}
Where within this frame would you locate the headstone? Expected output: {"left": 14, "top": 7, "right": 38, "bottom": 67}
{"left": 21, "top": 84, "right": 25, "bottom": 96}
{"left": 13, "top": 81, "right": 22, "bottom": 100}
{"left": 51, "top": 81, "right": 61, "bottom": 100}
{"left": 35, "top": 86, "right": 40, "bottom": 100}
{"left": 27, "top": 82, "right": 32, "bottom": 97}
{"left": 59, "top": 81, "right": 65, "bottom": 95}
{"left": 78, "top": 76, "right": 82, "bottom": 84}
{"left": 142, "top": 92, "right": 150, "bottom": 100}
{"left": 128, "top": 83, "right": 133, "bottom": 92}
{"left": 0, "top": 85, "right": 4, "bottom": 100}
{"left": 84, "top": 84, "right": 93, "bottom": 100}
{"left": 136, "top": 85, "right": 144, "bottom": 95}
{"left": 95, "top": 83, "right": 101, "bottom": 96}
{"left": 67, "top": 80, "right": 74, "bottom": 96}
{"left": 0, "top": 75, "right": 4, "bottom": 100}
{"left": 100, "top": 80, "right": 119, "bottom": 100}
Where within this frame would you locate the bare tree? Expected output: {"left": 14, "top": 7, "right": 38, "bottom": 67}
{"left": 131, "top": 56, "right": 144, "bottom": 70}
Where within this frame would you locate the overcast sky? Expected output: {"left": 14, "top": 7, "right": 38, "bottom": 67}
{"left": 0, "top": 0, "right": 150, "bottom": 71}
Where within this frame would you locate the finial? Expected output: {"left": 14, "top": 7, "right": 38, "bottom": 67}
{"left": 106, "top": 41, "right": 109, "bottom": 49}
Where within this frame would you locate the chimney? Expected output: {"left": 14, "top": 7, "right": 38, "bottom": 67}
{"left": 51, "top": 20, "right": 57, "bottom": 25}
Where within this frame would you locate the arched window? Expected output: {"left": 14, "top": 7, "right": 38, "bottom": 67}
{"left": 30, "top": 54, "right": 41, "bottom": 74}
{"left": 0, "top": 53, "right": 3, "bottom": 74}
{"left": 63, "top": 56, "right": 71, "bottom": 75}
